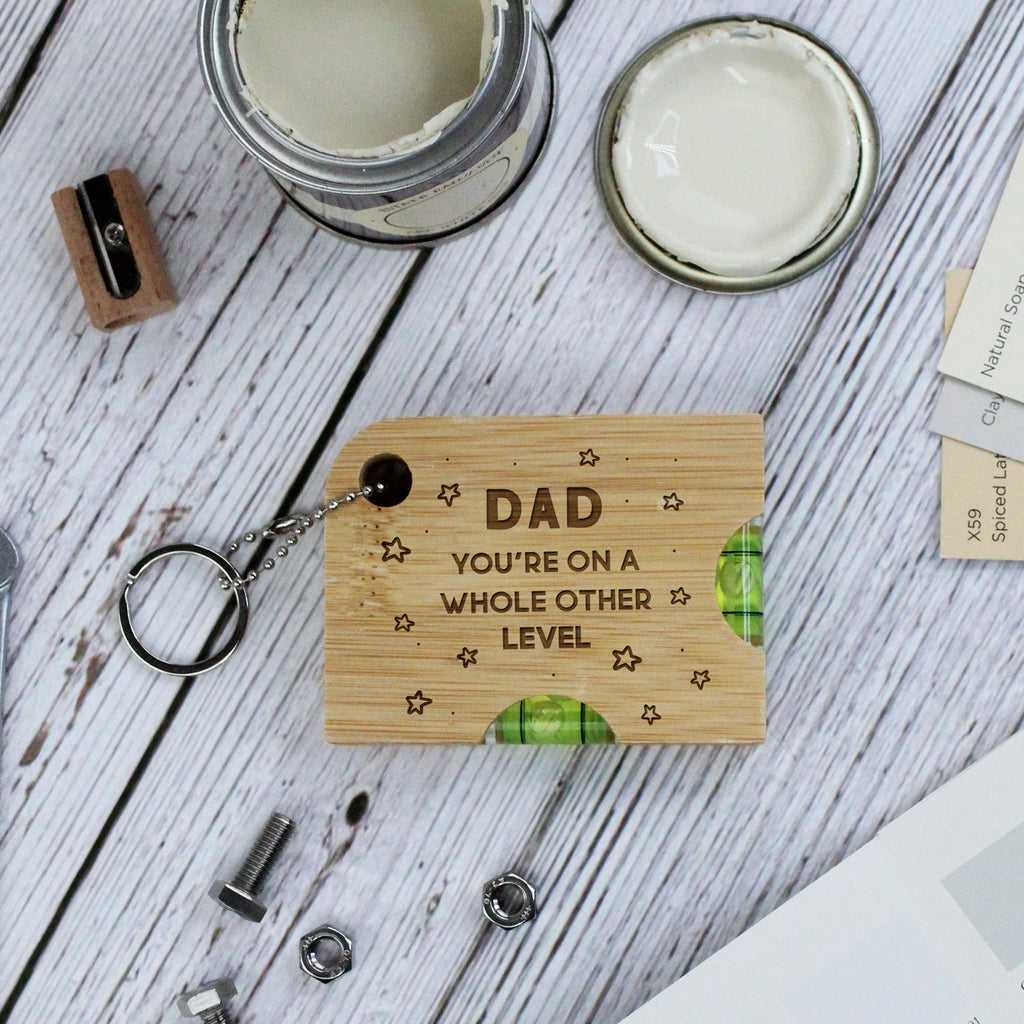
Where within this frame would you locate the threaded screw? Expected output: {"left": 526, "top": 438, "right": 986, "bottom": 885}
{"left": 176, "top": 978, "right": 237, "bottom": 1024}
{"left": 209, "top": 811, "right": 296, "bottom": 922}
{"left": 234, "top": 811, "right": 294, "bottom": 892}
{"left": 198, "top": 1010, "right": 233, "bottom": 1024}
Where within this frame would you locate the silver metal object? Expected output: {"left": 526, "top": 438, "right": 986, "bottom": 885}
{"left": 210, "top": 811, "right": 296, "bottom": 923}
{"left": 0, "top": 528, "right": 20, "bottom": 773}
{"left": 119, "top": 544, "right": 250, "bottom": 676}
{"left": 103, "top": 222, "right": 127, "bottom": 247}
{"left": 176, "top": 978, "right": 238, "bottom": 1024}
{"left": 221, "top": 486, "right": 370, "bottom": 588}
{"left": 594, "top": 15, "right": 880, "bottom": 293}
{"left": 198, "top": 0, "right": 555, "bottom": 246}
{"left": 482, "top": 873, "right": 537, "bottom": 929}
{"left": 299, "top": 924, "right": 353, "bottom": 983}
{"left": 119, "top": 486, "right": 368, "bottom": 676}
{"left": 76, "top": 174, "right": 141, "bottom": 299}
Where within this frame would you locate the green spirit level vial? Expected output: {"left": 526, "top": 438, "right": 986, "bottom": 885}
{"left": 485, "top": 519, "right": 764, "bottom": 743}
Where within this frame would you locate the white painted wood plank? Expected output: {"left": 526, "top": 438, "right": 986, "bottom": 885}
{"left": 6, "top": 3, "right": 1022, "bottom": 1024}
{"left": 531, "top": 0, "right": 563, "bottom": 26}
{"left": 327, "top": 2, "right": 1024, "bottom": 1014}
{"left": 0, "top": 0, "right": 562, "bottom": 123}
{"left": 336, "top": 0, "right": 989, "bottom": 433}
{"left": 2, "top": 447, "right": 804, "bottom": 1024}
{"left": 0, "top": 0, "right": 569, "bottom": 1002}
{"left": 0, "top": 0, "right": 425, "bottom": 1002}
{"left": 0, "top": 0, "right": 67, "bottom": 112}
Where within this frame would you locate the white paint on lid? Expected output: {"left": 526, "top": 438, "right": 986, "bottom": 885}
{"left": 234, "top": 0, "right": 495, "bottom": 157}
{"left": 611, "top": 21, "right": 861, "bottom": 278}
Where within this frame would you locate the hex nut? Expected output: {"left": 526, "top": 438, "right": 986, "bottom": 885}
{"left": 482, "top": 873, "right": 537, "bottom": 929}
{"left": 300, "top": 925, "right": 353, "bottom": 983}
{"left": 176, "top": 978, "right": 237, "bottom": 1018}
{"left": 209, "top": 878, "right": 267, "bottom": 923}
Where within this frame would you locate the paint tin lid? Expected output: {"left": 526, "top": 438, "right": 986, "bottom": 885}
{"left": 595, "top": 16, "right": 880, "bottom": 292}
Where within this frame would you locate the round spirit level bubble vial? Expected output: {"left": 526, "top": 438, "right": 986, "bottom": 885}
{"left": 595, "top": 16, "right": 880, "bottom": 292}
{"left": 199, "top": 0, "right": 555, "bottom": 246}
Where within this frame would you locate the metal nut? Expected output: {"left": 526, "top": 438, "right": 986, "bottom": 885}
{"left": 300, "top": 924, "right": 353, "bottom": 983}
{"left": 176, "top": 978, "right": 237, "bottom": 1020}
{"left": 482, "top": 873, "right": 537, "bottom": 929}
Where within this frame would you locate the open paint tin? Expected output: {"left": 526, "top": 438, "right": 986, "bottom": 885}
{"left": 199, "top": 0, "right": 554, "bottom": 246}
{"left": 595, "top": 16, "right": 880, "bottom": 292}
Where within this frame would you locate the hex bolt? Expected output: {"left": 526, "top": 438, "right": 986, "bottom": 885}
{"left": 209, "top": 811, "right": 296, "bottom": 923}
{"left": 176, "top": 978, "right": 238, "bottom": 1024}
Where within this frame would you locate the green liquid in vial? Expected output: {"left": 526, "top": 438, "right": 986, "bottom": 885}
{"left": 485, "top": 519, "right": 764, "bottom": 744}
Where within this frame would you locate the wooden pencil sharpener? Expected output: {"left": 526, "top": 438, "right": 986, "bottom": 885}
{"left": 51, "top": 168, "right": 177, "bottom": 331}
{"left": 324, "top": 414, "right": 766, "bottom": 746}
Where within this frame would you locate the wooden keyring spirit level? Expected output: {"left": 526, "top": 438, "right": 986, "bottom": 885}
{"left": 324, "top": 415, "right": 765, "bottom": 746}
{"left": 119, "top": 415, "right": 765, "bottom": 748}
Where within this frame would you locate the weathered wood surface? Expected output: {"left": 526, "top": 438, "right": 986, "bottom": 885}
{"left": 1, "top": 0, "right": 1022, "bottom": 1022}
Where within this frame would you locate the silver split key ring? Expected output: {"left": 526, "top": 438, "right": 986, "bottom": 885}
{"left": 119, "top": 544, "right": 250, "bottom": 676}
{"left": 118, "top": 453, "right": 413, "bottom": 677}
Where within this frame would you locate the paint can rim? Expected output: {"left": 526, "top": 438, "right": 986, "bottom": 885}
{"left": 262, "top": 32, "right": 558, "bottom": 249}
{"left": 593, "top": 14, "right": 881, "bottom": 293}
{"left": 198, "top": 0, "right": 535, "bottom": 195}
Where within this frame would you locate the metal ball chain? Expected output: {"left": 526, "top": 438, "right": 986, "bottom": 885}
{"left": 220, "top": 486, "right": 371, "bottom": 590}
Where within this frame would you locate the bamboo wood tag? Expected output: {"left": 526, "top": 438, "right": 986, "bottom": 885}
{"left": 324, "top": 415, "right": 765, "bottom": 744}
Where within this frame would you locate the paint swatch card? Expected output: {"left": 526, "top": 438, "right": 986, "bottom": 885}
{"left": 932, "top": 267, "right": 1024, "bottom": 461}
{"left": 938, "top": 138, "right": 1024, "bottom": 400}
{"left": 941, "top": 438, "right": 1024, "bottom": 559}
{"left": 616, "top": 733, "right": 1024, "bottom": 1024}
{"left": 931, "top": 377, "right": 1024, "bottom": 463}
{"left": 939, "top": 270, "right": 1024, "bottom": 559}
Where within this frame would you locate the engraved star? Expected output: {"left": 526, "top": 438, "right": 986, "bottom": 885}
{"left": 394, "top": 613, "right": 415, "bottom": 632}
{"left": 457, "top": 647, "right": 478, "bottom": 668}
{"left": 691, "top": 670, "right": 711, "bottom": 691}
{"left": 670, "top": 587, "right": 691, "bottom": 606}
{"left": 662, "top": 493, "right": 684, "bottom": 511}
{"left": 437, "top": 483, "right": 461, "bottom": 507}
{"left": 641, "top": 704, "right": 661, "bottom": 725}
{"left": 381, "top": 537, "right": 411, "bottom": 563}
{"left": 579, "top": 448, "right": 600, "bottom": 467}
{"left": 406, "top": 690, "right": 433, "bottom": 715}
{"left": 612, "top": 646, "right": 642, "bottom": 671}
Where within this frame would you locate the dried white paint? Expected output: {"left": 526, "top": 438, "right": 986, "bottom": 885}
{"left": 234, "top": 0, "right": 494, "bottom": 155}
{"left": 611, "top": 20, "right": 861, "bottom": 277}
